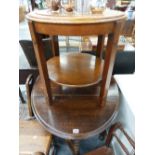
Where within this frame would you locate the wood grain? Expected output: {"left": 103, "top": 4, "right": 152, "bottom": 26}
{"left": 50, "top": 35, "right": 59, "bottom": 56}
{"left": 96, "top": 35, "right": 105, "bottom": 58}
{"left": 19, "top": 120, "right": 52, "bottom": 155}
{"left": 26, "top": 74, "right": 35, "bottom": 117}
{"left": 105, "top": 123, "right": 135, "bottom": 150}
{"left": 28, "top": 21, "right": 52, "bottom": 105}
{"left": 47, "top": 53, "right": 104, "bottom": 87}
{"left": 26, "top": 9, "right": 126, "bottom": 24}
{"left": 33, "top": 22, "right": 115, "bottom": 36}
{"left": 31, "top": 77, "right": 119, "bottom": 140}
{"left": 99, "top": 21, "right": 124, "bottom": 106}
{"left": 27, "top": 9, "right": 125, "bottom": 106}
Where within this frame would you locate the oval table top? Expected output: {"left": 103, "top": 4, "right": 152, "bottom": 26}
{"left": 26, "top": 9, "right": 126, "bottom": 24}
{"left": 31, "top": 77, "right": 120, "bottom": 140}
{"left": 47, "top": 53, "right": 104, "bottom": 87}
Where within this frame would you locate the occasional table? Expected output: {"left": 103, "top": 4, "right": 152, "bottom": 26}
{"left": 26, "top": 9, "right": 126, "bottom": 154}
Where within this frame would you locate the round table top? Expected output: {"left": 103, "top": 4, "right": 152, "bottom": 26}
{"left": 26, "top": 9, "right": 126, "bottom": 24}
{"left": 47, "top": 53, "right": 104, "bottom": 87}
{"left": 31, "top": 77, "right": 120, "bottom": 140}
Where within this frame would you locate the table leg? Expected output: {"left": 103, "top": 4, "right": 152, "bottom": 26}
{"left": 28, "top": 21, "right": 53, "bottom": 105}
{"left": 67, "top": 140, "right": 80, "bottom": 155}
{"left": 50, "top": 35, "right": 59, "bottom": 56}
{"left": 73, "top": 140, "right": 80, "bottom": 155}
{"left": 97, "top": 35, "right": 105, "bottom": 58}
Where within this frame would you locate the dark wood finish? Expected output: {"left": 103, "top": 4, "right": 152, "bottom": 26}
{"left": 105, "top": 123, "right": 120, "bottom": 146}
{"left": 105, "top": 123, "right": 135, "bottom": 148}
{"left": 85, "top": 146, "right": 113, "bottom": 155}
{"left": 19, "top": 38, "right": 53, "bottom": 103}
{"left": 47, "top": 53, "right": 104, "bottom": 87}
{"left": 31, "top": 77, "right": 119, "bottom": 140}
{"left": 113, "top": 133, "right": 131, "bottom": 155}
{"left": 105, "top": 123, "right": 135, "bottom": 155}
{"left": 25, "top": 11, "right": 125, "bottom": 154}
{"left": 19, "top": 69, "right": 38, "bottom": 107}
{"left": 97, "top": 35, "right": 105, "bottom": 58}
{"left": 84, "top": 122, "right": 135, "bottom": 155}
{"left": 50, "top": 35, "right": 59, "bottom": 56}
{"left": 99, "top": 21, "right": 124, "bottom": 106}
{"left": 67, "top": 140, "right": 80, "bottom": 155}
{"left": 72, "top": 140, "right": 80, "bottom": 155}
{"left": 26, "top": 74, "right": 35, "bottom": 117}
{"left": 28, "top": 21, "right": 52, "bottom": 104}
{"left": 32, "top": 152, "right": 45, "bottom": 155}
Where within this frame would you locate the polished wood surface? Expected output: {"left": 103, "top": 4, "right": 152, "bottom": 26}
{"left": 19, "top": 120, "right": 52, "bottom": 155}
{"left": 26, "top": 74, "right": 35, "bottom": 117}
{"left": 50, "top": 35, "right": 59, "bottom": 56}
{"left": 31, "top": 77, "right": 119, "bottom": 140}
{"left": 26, "top": 9, "right": 126, "bottom": 24}
{"left": 84, "top": 122, "right": 135, "bottom": 155}
{"left": 33, "top": 22, "right": 115, "bottom": 36}
{"left": 97, "top": 35, "right": 105, "bottom": 58}
{"left": 27, "top": 10, "right": 125, "bottom": 105}
{"left": 26, "top": 10, "right": 124, "bottom": 154}
{"left": 105, "top": 123, "right": 135, "bottom": 155}
{"left": 99, "top": 21, "right": 123, "bottom": 106}
{"left": 28, "top": 21, "right": 53, "bottom": 104}
{"left": 47, "top": 53, "right": 104, "bottom": 87}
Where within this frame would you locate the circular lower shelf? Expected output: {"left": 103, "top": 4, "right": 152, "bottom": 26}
{"left": 47, "top": 53, "right": 104, "bottom": 87}
{"left": 31, "top": 77, "right": 120, "bottom": 140}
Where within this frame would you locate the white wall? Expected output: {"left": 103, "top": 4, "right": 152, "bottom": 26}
{"left": 111, "top": 75, "right": 135, "bottom": 155}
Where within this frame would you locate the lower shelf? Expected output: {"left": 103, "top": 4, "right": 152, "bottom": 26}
{"left": 31, "top": 77, "right": 120, "bottom": 140}
{"left": 47, "top": 52, "right": 104, "bottom": 87}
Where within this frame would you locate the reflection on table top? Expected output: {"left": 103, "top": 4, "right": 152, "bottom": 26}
{"left": 26, "top": 9, "right": 126, "bottom": 24}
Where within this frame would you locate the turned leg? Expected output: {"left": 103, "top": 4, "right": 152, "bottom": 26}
{"left": 72, "top": 140, "right": 80, "bottom": 155}
{"left": 67, "top": 140, "right": 80, "bottom": 155}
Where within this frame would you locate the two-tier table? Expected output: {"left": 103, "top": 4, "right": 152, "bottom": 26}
{"left": 26, "top": 9, "right": 126, "bottom": 155}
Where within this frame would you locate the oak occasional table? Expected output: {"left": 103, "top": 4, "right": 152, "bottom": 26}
{"left": 26, "top": 9, "right": 126, "bottom": 155}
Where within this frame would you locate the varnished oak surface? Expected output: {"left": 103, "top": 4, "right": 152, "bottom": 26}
{"left": 47, "top": 53, "right": 104, "bottom": 87}
{"left": 27, "top": 9, "right": 125, "bottom": 105}
{"left": 31, "top": 77, "right": 119, "bottom": 140}
{"left": 26, "top": 9, "right": 126, "bottom": 24}
{"left": 19, "top": 120, "right": 52, "bottom": 155}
